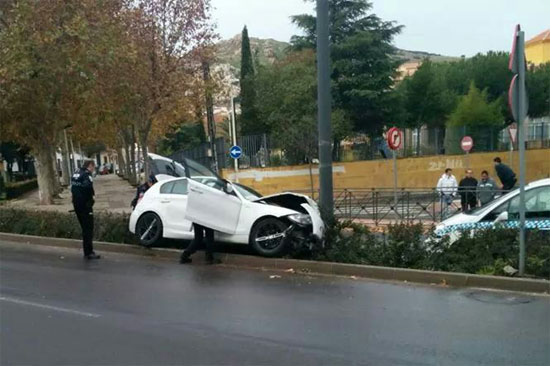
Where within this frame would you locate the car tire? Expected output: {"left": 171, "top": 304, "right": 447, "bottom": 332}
{"left": 250, "top": 217, "right": 289, "bottom": 257}
{"left": 136, "top": 212, "right": 163, "bottom": 248}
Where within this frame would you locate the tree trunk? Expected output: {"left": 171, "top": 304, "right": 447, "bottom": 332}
{"left": 124, "top": 144, "right": 131, "bottom": 180}
{"left": 50, "top": 145, "right": 62, "bottom": 196}
{"left": 139, "top": 134, "right": 149, "bottom": 180}
{"left": 34, "top": 145, "right": 55, "bottom": 205}
{"left": 116, "top": 146, "right": 126, "bottom": 178}
{"left": 60, "top": 136, "right": 70, "bottom": 186}
{"left": 129, "top": 127, "right": 137, "bottom": 185}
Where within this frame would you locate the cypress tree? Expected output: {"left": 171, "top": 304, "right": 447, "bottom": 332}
{"left": 240, "top": 26, "right": 259, "bottom": 134}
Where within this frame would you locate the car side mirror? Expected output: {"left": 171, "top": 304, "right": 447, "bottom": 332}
{"left": 224, "top": 182, "right": 234, "bottom": 194}
{"left": 495, "top": 211, "right": 509, "bottom": 223}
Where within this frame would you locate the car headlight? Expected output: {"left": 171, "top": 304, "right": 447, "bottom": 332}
{"left": 288, "top": 214, "right": 312, "bottom": 226}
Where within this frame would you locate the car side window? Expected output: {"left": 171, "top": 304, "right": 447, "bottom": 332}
{"left": 171, "top": 180, "right": 188, "bottom": 195}
{"left": 482, "top": 201, "right": 509, "bottom": 221}
{"left": 160, "top": 181, "right": 175, "bottom": 194}
{"left": 483, "top": 187, "right": 550, "bottom": 221}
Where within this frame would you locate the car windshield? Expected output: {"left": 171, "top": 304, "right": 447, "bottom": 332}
{"left": 234, "top": 183, "right": 262, "bottom": 200}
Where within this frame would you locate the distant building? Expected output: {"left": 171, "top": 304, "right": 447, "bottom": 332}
{"left": 525, "top": 29, "right": 550, "bottom": 66}
{"left": 396, "top": 61, "right": 422, "bottom": 81}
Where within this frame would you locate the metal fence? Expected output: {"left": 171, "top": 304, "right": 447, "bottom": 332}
{"left": 293, "top": 188, "right": 510, "bottom": 225}
{"left": 171, "top": 122, "right": 550, "bottom": 171}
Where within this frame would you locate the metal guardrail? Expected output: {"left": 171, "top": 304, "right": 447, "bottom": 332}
{"left": 293, "top": 188, "right": 510, "bottom": 225}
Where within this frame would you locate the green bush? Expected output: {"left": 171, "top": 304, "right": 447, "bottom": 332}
{"left": 310, "top": 220, "right": 549, "bottom": 279}
{"left": 0, "top": 208, "right": 137, "bottom": 244}
{"left": 5, "top": 179, "right": 38, "bottom": 199}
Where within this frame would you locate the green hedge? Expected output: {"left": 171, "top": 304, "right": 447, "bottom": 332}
{"left": 315, "top": 221, "right": 549, "bottom": 279}
{"left": 0, "top": 208, "right": 137, "bottom": 244}
{"left": 4, "top": 179, "right": 38, "bottom": 199}
{"left": 0, "top": 207, "right": 548, "bottom": 278}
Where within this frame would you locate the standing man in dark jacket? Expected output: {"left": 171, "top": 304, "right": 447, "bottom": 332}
{"left": 459, "top": 169, "right": 478, "bottom": 212}
{"left": 71, "top": 160, "right": 100, "bottom": 260}
{"left": 494, "top": 157, "right": 517, "bottom": 191}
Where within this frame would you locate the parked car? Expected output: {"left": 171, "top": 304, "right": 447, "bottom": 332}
{"left": 434, "top": 178, "right": 550, "bottom": 243}
{"left": 128, "top": 153, "right": 324, "bottom": 257}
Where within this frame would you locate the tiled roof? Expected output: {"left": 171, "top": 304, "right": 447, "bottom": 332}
{"left": 526, "top": 29, "right": 550, "bottom": 45}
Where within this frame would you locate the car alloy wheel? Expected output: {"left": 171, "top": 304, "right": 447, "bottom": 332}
{"left": 136, "top": 212, "right": 163, "bottom": 247}
{"left": 250, "top": 218, "right": 289, "bottom": 257}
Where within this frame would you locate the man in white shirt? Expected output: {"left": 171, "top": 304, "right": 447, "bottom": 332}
{"left": 436, "top": 168, "right": 458, "bottom": 219}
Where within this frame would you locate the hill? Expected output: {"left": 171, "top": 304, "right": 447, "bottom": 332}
{"left": 215, "top": 34, "right": 459, "bottom": 71}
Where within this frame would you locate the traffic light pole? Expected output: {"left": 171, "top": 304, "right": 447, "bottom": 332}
{"left": 517, "top": 31, "right": 526, "bottom": 276}
{"left": 316, "top": 0, "right": 334, "bottom": 215}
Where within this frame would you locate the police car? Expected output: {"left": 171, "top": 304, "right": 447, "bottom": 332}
{"left": 434, "top": 178, "right": 550, "bottom": 243}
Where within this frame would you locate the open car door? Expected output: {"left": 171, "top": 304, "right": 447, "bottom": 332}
{"left": 185, "top": 179, "right": 242, "bottom": 234}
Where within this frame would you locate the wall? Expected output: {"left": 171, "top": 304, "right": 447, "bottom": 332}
{"left": 526, "top": 41, "right": 550, "bottom": 66}
{"left": 222, "top": 149, "right": 550, "bottom": 196}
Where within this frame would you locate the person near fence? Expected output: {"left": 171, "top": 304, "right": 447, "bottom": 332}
{"left": 71, "top": 160, "right": 100, "bottom": 260}
{"left": 436, "top": 168, "right": 458, "bottom": 218}
{"left": 458, "top": 169, "right": 478, "bottom": 212}
{"left": 477, "top": 170, "right": 498, "bottom": 206}
{"left": 494, "top": 157, "right": 517, "bottom": 191}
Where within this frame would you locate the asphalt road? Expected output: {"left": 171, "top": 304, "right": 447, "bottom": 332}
{"left": 1, "top": 240, "right": 549, "bottom": 366}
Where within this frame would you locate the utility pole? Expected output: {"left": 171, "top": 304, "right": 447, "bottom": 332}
{"left": 203, "top": 61, "right": 218, "bottom": 173}
{"left": 509, "top": 25, "right": 527, "bottom": 275}
{"left": 316, "top": 0, "right": 333, "bottom": 214}
{"left": 517, "top": 30, "right": 527, "bottom": 276}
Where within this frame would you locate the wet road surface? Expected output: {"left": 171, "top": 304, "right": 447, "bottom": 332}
{"left": 1, "top": 240, "right": 549, "bottom": 365}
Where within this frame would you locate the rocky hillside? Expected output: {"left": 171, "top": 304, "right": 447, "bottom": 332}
{"left": 215, "top": 34, "right": 289, "bottom": 70}
{"left": 215, "top": 34, "right": 458, "bottom": 72}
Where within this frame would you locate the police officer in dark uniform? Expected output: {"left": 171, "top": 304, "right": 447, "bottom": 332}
{"left": 71, "top": 160, "right": 100, "bottom": 260}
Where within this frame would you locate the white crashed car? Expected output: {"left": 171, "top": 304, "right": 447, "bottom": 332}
{"left": 434, "top": 178, "right": 550, "bottom": 243}
{"left": 129, "top": 154, "right": 324, "bottom": 257}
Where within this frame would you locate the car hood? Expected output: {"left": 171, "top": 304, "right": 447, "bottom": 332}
{"left": 252, "top": 192, "right": 317, "bottom": 214}
{"left": 253, "top": 192, "right": 324, "bottom": 239}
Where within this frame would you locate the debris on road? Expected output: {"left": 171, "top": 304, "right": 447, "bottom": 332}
{"left": 269, "top": 275, "right": 282, "bottom": 279}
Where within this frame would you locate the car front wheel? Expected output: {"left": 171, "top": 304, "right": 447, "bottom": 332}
{"left": 250, "top": 218, "right": 289, "bottom": 257}
{"left": 136, "top": 212, "right": 163, "bottom": 247}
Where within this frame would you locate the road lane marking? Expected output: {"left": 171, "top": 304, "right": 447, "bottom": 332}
{"left": 0, "top": 296, "right": 101, "bottom": 318}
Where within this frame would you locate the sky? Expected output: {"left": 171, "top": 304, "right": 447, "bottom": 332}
{"left": 211, "top": 0, "right": 550, "bottom": 57}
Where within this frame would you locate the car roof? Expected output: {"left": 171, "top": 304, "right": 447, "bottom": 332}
{"left": 527, "top": 178, "right": 550, "bottom": 188}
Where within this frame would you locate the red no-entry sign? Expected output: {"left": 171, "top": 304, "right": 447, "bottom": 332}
{"left": 387, "top": 127, "right": 403, "bottom": 150}
{"left": 461, "top": 136, "right": 474, "bottom": 152}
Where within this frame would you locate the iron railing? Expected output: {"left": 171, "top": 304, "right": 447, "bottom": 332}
{"left": 293, "top": 188, "right": 510, "bottom": 225}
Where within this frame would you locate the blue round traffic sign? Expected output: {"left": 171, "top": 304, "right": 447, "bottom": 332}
{"left": 229, "top": 145, "right": 242, "bottom": 159}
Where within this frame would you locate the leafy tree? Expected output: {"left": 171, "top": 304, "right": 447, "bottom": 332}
{"left": 527, "top": 62, "right": 550, "bottom": 118}
{"left": 291, "top": 0, "right": 402, "bottom": 136}
{"left": 445, "top": 82, "right": 504, "bottom": 154}
{"left": 157, "top": 122, "right": 207, "bottom": 157}
{"left": 398, "top": 59, "right": 457, "bottom": 129}
{"left": 255, "top": 50, "right": 352, "bottom": 163}
{"left": 239, "top": 26, "right": 260, "bottom": 134}
{"left": 0, "top": 0, "right": 113, "bottom": 203}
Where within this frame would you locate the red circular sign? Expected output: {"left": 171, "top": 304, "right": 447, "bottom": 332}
{"left": 461, "top": 136, "right": 474, "bottom": 152}
{"left": 387, "top": 127, "right": 403, "bottom": 150}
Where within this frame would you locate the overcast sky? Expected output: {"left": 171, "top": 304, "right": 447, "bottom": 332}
{"left": 211, "top": 0, "right": 550, "bottom": 57}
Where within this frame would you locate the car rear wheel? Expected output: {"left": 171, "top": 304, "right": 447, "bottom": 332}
{"left": 136, "top": 212, "right": 163, "bottom": 247}
{"left": 250, "top": 218, "right": 289, "bottom": 257}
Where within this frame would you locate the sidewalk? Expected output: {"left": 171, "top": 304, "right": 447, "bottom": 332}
{"left": 4, "top": 174, "right": 135, "bottom": 214}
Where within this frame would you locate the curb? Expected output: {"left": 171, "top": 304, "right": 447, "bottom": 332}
{"left": 1, "top": 232, "right": 549, "bottom": 294}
